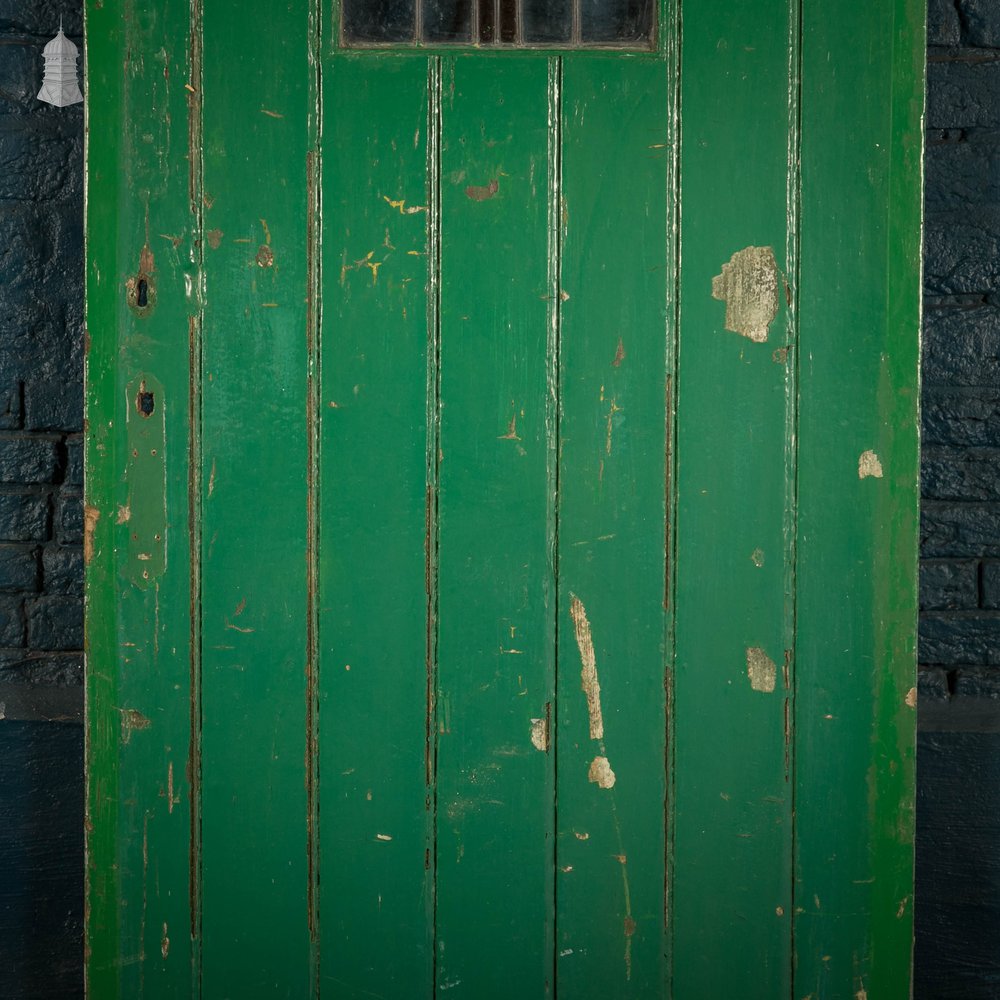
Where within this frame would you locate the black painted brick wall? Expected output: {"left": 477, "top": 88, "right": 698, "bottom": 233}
{"left": 0, "top": 0, "right": 998, "bottom": 996}
{"left": 0, "top": 0, "right": 84, "bottom": 692}
{"left": 921, "top": 0, "right": 1000, "bottom": 700}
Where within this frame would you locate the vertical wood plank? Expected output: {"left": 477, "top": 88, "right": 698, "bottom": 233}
{"left": 318, "top": 53, "right": 434, "bottom": 999}
{"left": 555, "top": 54, "right": 670, "bottom": 998}
{"left": 434, "top": 55, "right": 556, "bottom": 999}
{"left": 794, "top": 0, "right": 923, "bottom": 995}
{"left": 85, "top": 0, "right": 197, "bottom": 992}
{"left": 198, "top": 0, "right": 313, "bottom": 991}
{"left": 672, "top": 1, "right": 797, "bottom": 994}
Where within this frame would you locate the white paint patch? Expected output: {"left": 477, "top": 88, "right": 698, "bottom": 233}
{"left": 569, "top": 594, "right": 604, "bottom": 740}
{"left": 746, "top": 647, "right": 777, "bottom": 693}
{"left": 530, "top": 716, "right": 549, "bottom": 752}
{"left": 858, "top": 450, "right": 884, "bottom": 479}
{"left": 711, "top": 246, "right": 780, "bottom": 343}
{"left": 588, "top": 755, "right": 616, "bottom": 789}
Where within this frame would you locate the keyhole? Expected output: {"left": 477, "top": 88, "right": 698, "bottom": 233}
{"left": 136, "top": 278, "right": 148, "bottom": 308}
{"left": 137, "top": 388, "right": 155, "bottom": 417}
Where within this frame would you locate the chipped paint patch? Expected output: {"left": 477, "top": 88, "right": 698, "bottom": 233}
{"left": 83, "top": 505, "right": 100, "bottom": 564}
{"left": 119, "top": 708, "right": 152, "bottom": 745}
{"left": 161, "top": 923, "right": 170, "bottom": 959}
{"left": 751, "top": 547, "right": 765, "bottom": 567}
{"left": 530, "top": 715, "right": 549, "bottom": 752}
{"left": 858, "top": 450, "right": 884, "bottom": 479}
{"left": 465, "top": 178, "right": 499, "bottom": 201}
{"left": 746, "top": 647, "right": 777, "bottom": 693}
{"left": 711, "top": 245, "right": 780, "bottom": 343}
{"left": 569, "top": 594, "right": 604, "bottom": 740}
{"left": 588, "top": 755, "right": 616, "bottom": 789}
{"left": 206, "top": 228, "right": 223, "bottom": 249}
{"left": 905, "top": 687, "right": 917, "bottom": 709}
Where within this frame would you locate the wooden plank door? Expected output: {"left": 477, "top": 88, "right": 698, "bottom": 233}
{"left": 83, "top": 0, "right": 925, "bottom": 996}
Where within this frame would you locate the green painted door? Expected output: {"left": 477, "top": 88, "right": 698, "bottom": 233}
{"left": 84, "top": 0, "right": 925, "bottom": 996}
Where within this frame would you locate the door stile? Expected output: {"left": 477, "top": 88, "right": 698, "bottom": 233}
{"left": 85, "top": 0, "right": 201, "bottom": 992}
{"left": 793, "top": 1, "right": 923, "bottom": 996}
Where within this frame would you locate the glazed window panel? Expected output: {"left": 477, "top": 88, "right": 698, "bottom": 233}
{"left": 341, "top": 0, "right": 655, "bottom": 46}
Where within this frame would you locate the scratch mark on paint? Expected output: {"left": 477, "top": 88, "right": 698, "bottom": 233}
{"left": 260, "top": 107, "right": 283, "bottom": 118}
{"left": 161, "top": 923, "right": 170, "bottom": 958}
{"left": 612, "top": 337, "right": 625, "bottom": 367}
{"left": 605, "top": 399, "right": 621, "bottom": 456}
{"left": 119, "top": 708, "right": 152, "bottom": 745}
{"left": 574, "top": 831, "right": 589, "bottom": 840}
{"left": 375, "top": 833, "right": 393, "bottom": 842}
{"left": 83, "top": 505, "right": 100, "bottom": 565}
{"left": 383, "top": 195, "right": 426, "bottom": 215}
{"left": 711, "top": 245, "right": 780, "bottom": 343}
{"left": 207, "top": 459, "right": 216, "bottom": 497}
{"left": 498, "top": 411, "right": 521, "bottom": 442}
{"left": 588, "top": 755, "right": 616, "bottom": 788}
{"left": 167, "top": 761, "right": 177, "bottom": 814}
{"left": 569, "top": 594, "right": 604, "bottom": 739}
{"left": 465, "top": 178, "right": 499, "bottom": 201}
{"left": 896, "top": 895, "right": 910, "bottom": 918}
{"left": 260, "top": 218, "right": 271, "bottom": 245}
{"left": 340, "top": 250, "right": 383, "bottom": 285}
{"left": 140, "top": 812, "right": 150, "bottom": 974}
{"left": 858, "top": 450, "right": 883, "bottom": 479}
{"left": 746, "top": 646, "right": 777, "bottom": 693}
